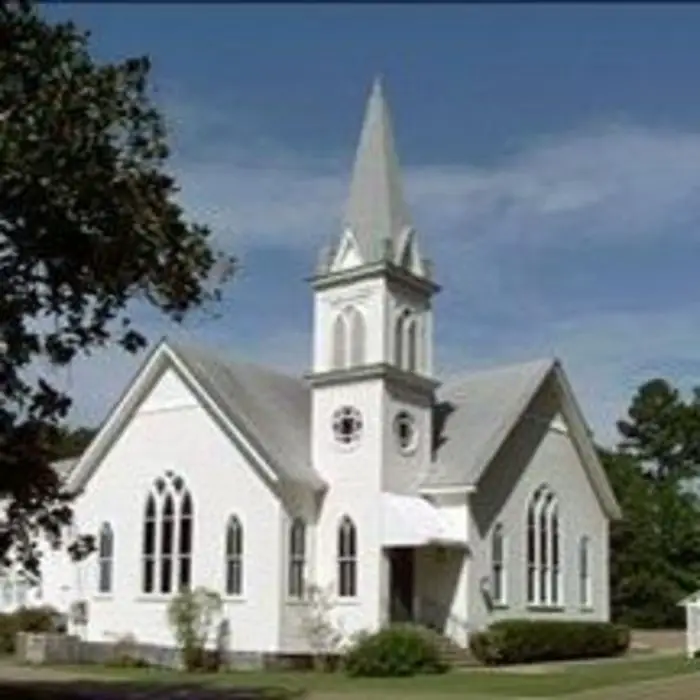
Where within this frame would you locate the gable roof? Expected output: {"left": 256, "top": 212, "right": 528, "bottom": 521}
{"left": 168, "top": 341, "right": 320, "bottom": 489}
{"left": 423, "top": 358, "right": 622, "bottom": 520}
{"left": 424, "top": 359, "right": 554, "bottom": 490}
{"left": 67, "top": 339, "right": 324, "bottom": 494}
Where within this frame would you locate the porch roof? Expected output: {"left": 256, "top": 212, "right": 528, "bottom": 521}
{"left": 380, "top": 492, "right": 467, "bottom": 549}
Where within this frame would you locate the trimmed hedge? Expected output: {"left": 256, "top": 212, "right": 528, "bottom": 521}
{"left": 344, "top": 624, "right": 449, "bottom": 677}
{"left": 469, "top": 619, "right": 631, "bottom": 665}
{"left": 0, "top": 605, "right": 65, "bottom": 655}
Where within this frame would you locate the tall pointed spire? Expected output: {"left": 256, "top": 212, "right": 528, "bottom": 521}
{"left": 342, "top": 78, "right": 411, "bottom": 263}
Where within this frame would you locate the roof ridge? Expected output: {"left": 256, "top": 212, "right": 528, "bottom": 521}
{"left": 442, "top": 356, "right": 555, "bottom": 387}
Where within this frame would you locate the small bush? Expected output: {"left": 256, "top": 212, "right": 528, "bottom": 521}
{"left": 105, "top": 633, "right": 151, "bottom": 669}
{"left": 469, "top": 619, "right": 631, "bottom": 666}
{"left": 166, "top": 586, "right": 224, "bottom": 672}
{"left": 0, "top": 605, "right": 63, "bottom": 655}
{"left": 344, "top": 624, "right": 449, "bottom": 677}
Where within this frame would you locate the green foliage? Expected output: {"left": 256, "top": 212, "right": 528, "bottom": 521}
{"left": 104, "top": 633, "right": 151, "bottom": 669}
{"left": 603, "top": 377, "right": 700, "bottom": 628}
{"left": 299, "top": 583, "right": 343, "bottom": 671}
{"left": 469, "top": 619, "right": 630, "bottom": 666}
{"left": 0, "top": 605, "right": 63, "bottom": 654}
{"left": 344, "top": 624, "right": 449, "bottom": 678}
{"left": 46, "top": 425, "right": 97, "bottom": 461}
{"left": 0, "top": 0, "right": 234, "bottom": 575}
{"left": 166, "top": 587, "right": 224, "bottom": 672}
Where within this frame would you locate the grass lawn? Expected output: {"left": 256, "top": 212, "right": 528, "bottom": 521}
{"left": 54, "top": 655, "right": 700, "bottom": 698}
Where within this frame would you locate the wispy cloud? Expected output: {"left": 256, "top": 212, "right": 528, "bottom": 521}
{"left": 54, "top": 102, "right": 700, "bottom": 447}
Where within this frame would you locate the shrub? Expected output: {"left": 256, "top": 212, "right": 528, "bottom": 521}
{"left": 299, "top": 583, "right": 343, "bottom": 671}
{"left": 166, "top": 586, "right": 223, "bottom": 672}
{"left": 469, "top": 619, "right": 631, "bottom": 666}
{"left": 0, "top": 605, "right": 63, "bottom": 655}
{"left": 344, "top": 624, "right": 449, "bottom": 677}
{"left": 105, "top": 633, "right": 151, "bottom": 669}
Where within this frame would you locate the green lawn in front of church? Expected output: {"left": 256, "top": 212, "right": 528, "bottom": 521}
{"left": 48, "top": 654, "right": 700, "bottom": 697}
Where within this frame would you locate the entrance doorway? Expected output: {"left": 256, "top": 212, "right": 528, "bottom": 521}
{"left": 388, "top": 548, "right": 415, "bottom": 623}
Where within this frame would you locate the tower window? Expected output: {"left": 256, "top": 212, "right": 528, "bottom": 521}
{"left": 394, "top": 411, "right": 417, "bottom": 453}
{"left": 332, "top": 406, "right": 363, "bottom": 446}
{"left": 331, "top": 306, "right": 366, "bottom": 370}
{"left": 394, "top": 308, "right": 421, "bottom": 373}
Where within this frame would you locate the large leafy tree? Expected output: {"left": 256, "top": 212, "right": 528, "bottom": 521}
{"left": 0, "top": 1, "right": 234, "bottom": 574}
{"left": 605, "top": 378, "right": 700, "bottom": 627}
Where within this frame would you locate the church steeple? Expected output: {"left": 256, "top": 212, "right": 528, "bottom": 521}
{"left": 317, "top": 79, "right": 429, "bottom": 278}
{"left": 310, "top": 78, "right": 439, "bottom": 382}
{"left": 343, "top": 77, "right": 410, "bottom": 263}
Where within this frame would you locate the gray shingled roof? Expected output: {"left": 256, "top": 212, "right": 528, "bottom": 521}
{"left": 172, "top": 342, "right": 554, "bottom": 493}
{"left": 423, "top": 358, "right": 555, "bottom": 489}
{"left": 168, "top": 341, "right": 324, "bottom": 490}
{"left": 65, "top": 338, "right": 557, "bottom": 495}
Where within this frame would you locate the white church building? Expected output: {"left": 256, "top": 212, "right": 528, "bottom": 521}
{"left": 9, "top": 81, "right": 622, "bottom": 657}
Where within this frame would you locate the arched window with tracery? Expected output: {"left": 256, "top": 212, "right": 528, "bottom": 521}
{"left": 97, "top": 522, "right": 114, "bottom": 594}
{"left": 225, "top": 515, "right": 244, "bottom": 597}
{"left": 141, "top": 472, "right": 194, "bottom": 595}
{"left": 525, "top": 485, "right": 561, "bottom": 607}
{"left": 337, "top": 516, "right": 357, "bottom": 598}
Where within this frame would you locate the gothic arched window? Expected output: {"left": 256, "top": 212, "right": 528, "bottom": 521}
{"left": 395, "top": 308, "right": 420, "bottom": 372}
{"left": 347, "top": 307, "right": 366, "bottom": 367}
{"left": 225, "top": 515, "right": 244, "bottom": 597}
{"left": 288, "top": 518, "right": 306, "bottom": 599}
{"left": 97, "top": 522, "right": 114, "bottom": 594}
{"left": 331, "top": 306, "right": 366, "bottom": 370}
{"left": 579, "top": 536, "right": 591, "bottom": 608}
{"left": 525, "top": 485, "right": 561, "bottom": 606}
{"left": 337, "top": 516, "right": 357, "bottom": 598}
{"left": 141, "top": 472, "right": 194, "bottom": 595}
{"left": 332, "top": 314, "right": 348, "bottom": 370}
{"left": 491, "top": 523, "right": 505, "bottom": 605}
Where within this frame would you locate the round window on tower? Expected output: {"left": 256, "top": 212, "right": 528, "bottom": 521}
{"left": 332, "top": 406, "right": 363, "bottom": 447}
{"left": 394, "top": 411, "right": 418, "bottom": 453}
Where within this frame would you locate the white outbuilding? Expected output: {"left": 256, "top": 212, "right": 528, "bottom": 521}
{"left": 679, "top": 590, "right": 700, "bottom": 659}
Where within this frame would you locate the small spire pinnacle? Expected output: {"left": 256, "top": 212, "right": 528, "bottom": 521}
{"left": 342, "top": 79, "right": 411, "bottom": 263}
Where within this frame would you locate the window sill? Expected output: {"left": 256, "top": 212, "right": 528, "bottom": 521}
{"left": 491, "top": 602, "right": 509, "bottom": 610}
{"left": 285, "top": 598, "right": 308, "bottom": 607}
{"left": 134, "top": 595, "right": 173, "bottom": 603}
{"left": 526, "top": 604, "right": 565, "bottom": 612}
{"left": 93, "top": 594, "right": 114, "bottom": 601}
{"left": 579, "top": 605, "right": 595, "bottom": 613}
{"left": 222, "top": 596, "right": 246, "bottom": 604}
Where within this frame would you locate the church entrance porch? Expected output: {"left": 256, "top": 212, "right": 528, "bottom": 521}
{"left": 385, "top": 545, "right": 468, "bottom": 637}
{"left": 380, "top": 492, "right": 470, "bottom": 644}
{"left": 387, "top": 547, "right": 415, "bottom": 623}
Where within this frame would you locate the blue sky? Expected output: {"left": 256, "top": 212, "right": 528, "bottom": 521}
{"left": 44, "top": 4, "right": 700, "bottom": 445}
